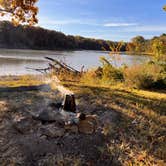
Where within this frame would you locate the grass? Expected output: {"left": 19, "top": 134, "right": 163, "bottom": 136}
{"left": 124, "top": 63, "right": 166, "bottom": 89}
{"left": 63, "top": 81, "right": 166, "bottom": 165}
{"left": 0, "top": 75, "right": 44, "bottom": 87}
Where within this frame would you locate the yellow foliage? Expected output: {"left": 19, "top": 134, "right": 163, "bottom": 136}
{"left": 0, "top": 0, "right": 38, "bottom": 25}
{"left": 163, "top": 5, "right": 166, "bottom": 11}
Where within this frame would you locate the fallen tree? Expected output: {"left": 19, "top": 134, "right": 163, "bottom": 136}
{"left": 27, "top": 57, "right": 83, "bottom": 80}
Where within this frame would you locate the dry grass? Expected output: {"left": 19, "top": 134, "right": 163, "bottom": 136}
{"left": 123, "top": 63, "right": 166, "bottom": 89}
{"left": 64, "top": 81, "right": 166, "bottom": 165}
{"left": 0, "top": 75, "right": 44, "bottom": 87}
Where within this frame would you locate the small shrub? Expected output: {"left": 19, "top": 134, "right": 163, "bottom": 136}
{"left": 99, "top": 56, "right": 124, "bottom": 84}
{"left": 102, "top": 63, "right": 123, "bottom": 83}
{"left": 81, "top": 57, "right": 124, "bottom": 86}
{"left": 124, "top": 63, "right": 166, "bottom": 89}
{"left": 80, "top": 68, "right": 101, "bottom": 85}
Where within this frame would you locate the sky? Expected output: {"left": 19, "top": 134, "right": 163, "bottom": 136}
{"left": 36, "top": 0, "right": 166, "bottom": 41}
{"left": 2, "top": 0, "right": 166, "bottom": 41}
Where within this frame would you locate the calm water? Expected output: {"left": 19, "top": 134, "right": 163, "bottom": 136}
{"left": 0, "top": 49, "right": 151, "bottom": 76}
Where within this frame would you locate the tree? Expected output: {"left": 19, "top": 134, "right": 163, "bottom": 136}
{"left": 109, "top": 41, "right": 124, "bottom": 52}
{"left": 126, "top": 42, "right": 136, "bottom": 52}
{"left": 151, "top": 36, "right": 166, "bottom": 61}
{"left": 163, "top": 5, "right": 166, "bottom": 11}
{"left": 0, "top": 0, "right": 38, "bottom": 25}
{"left": 131, "top": 36, "right": 145, "bottom": 52}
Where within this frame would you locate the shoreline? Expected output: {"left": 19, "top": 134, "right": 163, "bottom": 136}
{"left": 0, "top": 48, "right": 153, "bottom": 56}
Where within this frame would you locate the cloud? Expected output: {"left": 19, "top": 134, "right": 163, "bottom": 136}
{"left": 38, "top": 16, "right": 99, "bottom": 26}
{"left": 103, "top": 23, "right": 166, "bottom": 33}
{"left": 39, "top": 18, "right": 80, "bottom": 25}
{"left": 104, "top": 23, "right": 137, "bottom": 27}
{"left": 124, "top": 25, "right": 166, "bottom": 32}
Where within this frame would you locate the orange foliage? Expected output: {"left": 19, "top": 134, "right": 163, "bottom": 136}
{"left": 0, "top": 0, "right": 38, "bottom": 25}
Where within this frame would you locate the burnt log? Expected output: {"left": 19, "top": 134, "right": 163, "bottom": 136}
{"left": 62, "top": 94, "right": 76, "bottom": 113}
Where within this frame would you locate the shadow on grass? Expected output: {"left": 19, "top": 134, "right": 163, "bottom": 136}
{"left": 0, "top": 84, "right": 51, "bottom": 92}
{"left": 64, "top": 83, "right": 166, "bottom": 164}
{"left": 66, "top": 84, "right": 166, "bottom": 115}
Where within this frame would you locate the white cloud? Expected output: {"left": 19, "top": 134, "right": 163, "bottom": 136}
{"left": 38, "top": 16, "right": 99, "bottom": 26}
{"left": 104, "top": 23, "right": 137, "bottom": 27}
{"left": 39, "top": 18, "right": 80, "bottom": 25}
{"left": 124, "top": 25, "right": 166, "bottom": 32}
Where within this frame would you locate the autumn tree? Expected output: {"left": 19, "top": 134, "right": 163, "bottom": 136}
{"left": 151, "top": 34, "right": 166, "bottom": 61}
{"left": 0, "top": 0, "right": 38, "bottom": 25}
{"left": 109, "top": 40, "right": 124, "bottom": 52}
{"left": 163, "top": 5, "right": 166, "bottom": 11}
{"left": 126, "top": 42, "right": 136, "bottom": 52}
{"left": 131, "top": 36, "right": 146, "bottom": 52}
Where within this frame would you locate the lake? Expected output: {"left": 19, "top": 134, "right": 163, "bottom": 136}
{"left": 0, "top": 49, "right": 151, "bottom": 76}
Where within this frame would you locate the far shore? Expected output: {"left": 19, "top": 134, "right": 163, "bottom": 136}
{"left": 0, "top": 47, "right": 154, "bottom": 56}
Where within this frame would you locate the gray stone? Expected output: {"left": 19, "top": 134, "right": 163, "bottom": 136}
{"left": 35, "top": 109, "right": 64, "bottom": 123}
{"left": 12, "top": 115, "right": 38, "bottom": 134}
{"left": 40, "top": 124, "right": 65, "bottom": 138}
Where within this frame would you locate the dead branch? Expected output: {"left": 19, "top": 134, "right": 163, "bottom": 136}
{"left": 26, "top": 67, "right": 51, "bottom": 74}
{"left": 26, "top": 57, "right": 82, "bottom": 82}
{"left": 45, "top": 57, "right": 81, "bottom": 74}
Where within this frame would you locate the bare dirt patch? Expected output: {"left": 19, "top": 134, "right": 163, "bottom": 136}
{"left": 0, "top": 76, "right": 121, "bottom": 166}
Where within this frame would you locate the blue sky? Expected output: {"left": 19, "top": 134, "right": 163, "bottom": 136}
{"left": 37, "top": 0, "right": 165, "bottom": 41}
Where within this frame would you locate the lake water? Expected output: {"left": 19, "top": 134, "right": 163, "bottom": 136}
{"left": 0, "top": 49, "right": 151, "bottom": 76}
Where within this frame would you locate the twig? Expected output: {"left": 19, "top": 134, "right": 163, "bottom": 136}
{"left": 26, "top": 67, "right": 51, "bottom": 74}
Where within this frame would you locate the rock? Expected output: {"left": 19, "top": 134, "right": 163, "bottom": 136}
{"left": 40, "top": 135, "right": 47, "bottom": 140}
{"left": 78, "top": 120, "right": 94, "bottom": 134}
{"left": 65, "top": 124, "right": 78, "bottom": 133}
{"left": 34, "top": 109, "right": 64, "bottom": 123}
{"left": 86, "top": 115, "right": 99, "bottom": 130}
{"left": 40, "top": 124, "right": 65, "bottom": 138}
{"left": 12, "top": 115, "right": 38, "bottom": 134}
{"left": 78, "top": 115, "right": 98, "bottom": 134}
{"left": 61, "top": 111, "right": 80, "bottom": 126}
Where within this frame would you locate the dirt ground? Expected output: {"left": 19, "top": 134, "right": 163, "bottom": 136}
{"left": 0, "top": 76, "right": 165, "bottom": 166}
{"left": 0, "top": 76, "right": 122, "bottom": 166}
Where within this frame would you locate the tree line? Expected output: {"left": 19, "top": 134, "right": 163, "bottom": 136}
{"left": 0, "top": 21, "right": 165, "bottom": 58}
{"left": 0, "top": 21, "right": 120, "bottom": 50}
{"left": 126, "top": 34, "right": 166, "bottom": 60}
